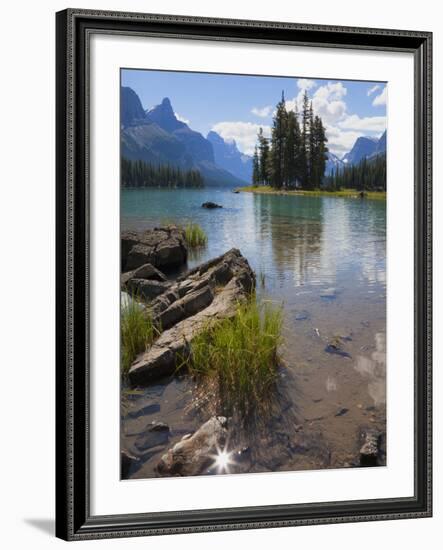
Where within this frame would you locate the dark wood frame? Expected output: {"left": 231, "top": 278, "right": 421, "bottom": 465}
{"left": 55, "top": 8, "right": 432, "bottom": 541}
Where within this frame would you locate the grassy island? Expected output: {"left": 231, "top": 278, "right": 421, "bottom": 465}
{"left": 237, "top": 185, "right": 386, "bottom": 201}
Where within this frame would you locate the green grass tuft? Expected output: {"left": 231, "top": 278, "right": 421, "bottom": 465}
{"left": 181, "top": 298, "right": 283, "bottom": 416}
{"left": 184, "top": 222, "right": 207, "bottom": 248}
{"left": 121, "top": 297, "right": 157, "bottom": 375}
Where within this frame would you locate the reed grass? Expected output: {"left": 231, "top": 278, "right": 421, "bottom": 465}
{"left": 121, "top": 297, "right": 157, "bottom": 375}
{"left": 184, "top": 222, "right": 208, "bottom": 248}
{"left": 182, "top": 298, "right": 283, "bottom": 416}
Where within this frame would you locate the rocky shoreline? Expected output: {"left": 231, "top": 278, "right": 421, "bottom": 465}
{"left": 120, "top": 226, "right": 386, "bottom": 479}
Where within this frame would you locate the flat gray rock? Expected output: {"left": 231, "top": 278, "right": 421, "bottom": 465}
{"left": 128, "top": 248, "right": 255, "bottom": 385}
{"left": 157, "top": 416, "right": 228, "bottom": 476}
{"left": 122, "top": 226, "right": 188, "bottom": 272}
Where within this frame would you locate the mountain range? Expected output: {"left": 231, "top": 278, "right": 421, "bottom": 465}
{"left": 121, "top": 88, "right": 249, "bottom": 186}
{"left": 206, "top": 131, "right": 253, "bottom": 183}
{"left": 325, "top": 130, "right": 386, "bottom": 175}
{"left": 121, "top": 86, "right": 386, "bottom": 185}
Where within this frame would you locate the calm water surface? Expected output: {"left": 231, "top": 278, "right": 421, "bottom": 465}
{"left": 121, "top": 188, "right": 387, "bottom": 477}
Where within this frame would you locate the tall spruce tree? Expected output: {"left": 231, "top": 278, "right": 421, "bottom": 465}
{"left": 310, "top": 115, "right": 328, "bottom": 188}
{"left": 284, "top": 109, "right": 300, "bottom": 188}
{"left": 307, "top": 101, "right": 316, "bottom": 189}
{"left": 270, "top": 91, "right": 288, "bottom": 189}
{"left": 300, "top": 90, "right": 310, "bottom": 187}
{"left": 252, "top": 146, "right": 260, "bottom": 185}
{"left": 258, "top": 127, "right": 270, "bottom": 185}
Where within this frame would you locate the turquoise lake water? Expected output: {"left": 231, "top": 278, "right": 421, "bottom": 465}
{"left": 121, "top": 187, "right": 387, "bottom": 477}
{"left": 121, "top": 187, "right": 386, "bottom": 309}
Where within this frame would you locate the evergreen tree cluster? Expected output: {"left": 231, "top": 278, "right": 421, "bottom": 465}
{"left": 121, "top": 158, "right": 204, "bottom": 188}
{"left": 252, "top": 91, "right": 328, "bottom": 189}
{"left": 326, "top": 153, "right": 386, "bottom": 192}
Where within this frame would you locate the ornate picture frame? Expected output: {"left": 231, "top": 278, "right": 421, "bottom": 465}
{"left": 55, "top": 9, "right": 432, "bottom": 540}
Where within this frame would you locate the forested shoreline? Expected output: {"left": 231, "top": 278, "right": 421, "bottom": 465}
{"left": 121, "top": 158, "right": 205, "bottom": 188}
{"left": 325, "top": 153, "right": 386, "bottom": 191}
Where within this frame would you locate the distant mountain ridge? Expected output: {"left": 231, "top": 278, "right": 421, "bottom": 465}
{"left": 342, "top": 130, "right": 386, "bottom": 165}
{"left": 325, "top": 152, "right": 344, "bottom": 176}
{"left": 207, "top": 131, "right": 253, "bottom": 183}
{"left": 121, "top": 88, "right": 247, "bottom": 187}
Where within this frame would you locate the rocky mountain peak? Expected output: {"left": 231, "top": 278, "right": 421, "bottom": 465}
{"left": 146, "top": 97, "right": 185, "bottom": 133}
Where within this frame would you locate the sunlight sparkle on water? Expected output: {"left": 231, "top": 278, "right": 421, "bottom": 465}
{"left": 212, "top": 447, "right": 235, "bottom": 474}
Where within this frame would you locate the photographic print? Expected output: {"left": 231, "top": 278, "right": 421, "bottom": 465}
{"left": 120, "top": 69, "right": 387, "bottom": 480}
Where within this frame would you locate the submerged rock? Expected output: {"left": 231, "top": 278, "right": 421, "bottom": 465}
{"left": 324, "top": 336, "right": 352, "bottom": 358}
{"left": 294, "top": 310, "right": 310, "bottom": 321}
{"left": 128, "top": 249, "right": 255, "bottom": 385}
{"left": 126, "top": 403, "right": 160, "bottom": 420}
{"left": 121, "top": 449, "right": 139, "bottom": 478}
{"left": 320, "top": 287, "right": 336, "bottom": 299}
{"left": 202, "top": 201, "right": 222, "bottom": 209}
{"left": 157, "top": 416, "right": 228, "bottom": 476}
{"left": 135, "top": 421, "right": 170, "bottom": 452}
{"left": 122, "top": 226, "right": 187, "bottom": 272}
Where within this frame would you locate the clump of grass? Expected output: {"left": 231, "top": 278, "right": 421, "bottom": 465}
{"left": 121, "top": 298, "right": 157, "bottom": 375}
{"left": 181, "top": 298, "right": 283, "bottom": 416}
{"left": 184, "top": 222, "right": 207, "bottom": 248}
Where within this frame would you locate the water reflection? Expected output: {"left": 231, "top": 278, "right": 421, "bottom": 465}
{"left": 122, "top": 188, "right": 386, "bottom": 301}
{"left": 354, "top": 332, "right": 386, "bottom": 406}
{"left": 121, "top": 188, "right": 387, "bottom": 477}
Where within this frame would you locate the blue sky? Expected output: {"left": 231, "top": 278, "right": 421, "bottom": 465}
{"left": 121, "top": 69, "right": 387, "bottom": 158}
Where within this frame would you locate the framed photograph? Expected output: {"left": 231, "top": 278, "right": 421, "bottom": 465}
{"left": 55, "top": 9, "right": 432, "bottom": 541}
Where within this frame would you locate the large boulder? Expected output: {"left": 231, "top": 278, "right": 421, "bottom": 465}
{"left": 126, "top": 278, "right": 171, "bottom": 301}
{"left": 121, "top": 263, "right": 168, "bottom": 286}
{"left": 128, "top": 248, "right": 255, "bottom": 385}
{"left": 121, "top": 226, "right": 188, "bottom": 272}
{"left": 157, "top": 416, "right": 228, "bottom": 476}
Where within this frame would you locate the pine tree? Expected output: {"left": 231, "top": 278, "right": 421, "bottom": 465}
{"left": 252, "top": 146, "right": 260, "bottom": 185}
{"left": 300, "top": 90, "right": 310, "bottom": 187}
{"left": 253, "top": 90, "right": 330, "bottom": 190}
{"left": 307, "top": 101, "right": 316, "bottom": 189}
{"left": 310, "top": 115, "right": 328, "bottom": 188}
{"left": 258, "top": 127, "right": 270, "bottom": 185}
{"left": 284, "top": 109, "right": 300, "bottom": 188}
{"left": 327, "top": 153, "right": 386, "bottom": 191}
{"left": 270, "top": 91, "right": 288, "bottom": 188}
{"left": 121, "top": 158, "right": 204, "bottom": 188}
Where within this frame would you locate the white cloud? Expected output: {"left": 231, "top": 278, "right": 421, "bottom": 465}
{"left": 338, "top": 114, "right": 386, "bottom": 132}
{"left": 223, "top": 79, "right": 385, "bottom": 158}
{"left": 251, "top": 105, "right": 273, "bottom": 118}
{"left": 312, "top": 83, "right": 347, "bottom": 122}
{"left": 284, "top": 80, "right": 386, "bottom": 156}
{"left": 285, "top": 81, "right": 348, "bottom": 126}
{"left": 372, "top": 87, "right": 387, "bottom": 106}
{"left": 324, "top": 125, "right": 365, "bottom": 156}
{"left": 367, "top": 84, "right": 381, "bottom": 96}
{"left": 297, "top": 78, "right": 316, "bottom": 91}
{"left": 174, "top": 112, "right": 190, "bottom": 125}
{"left": 211, "top": 122, "right": 271, "bottom": 155}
